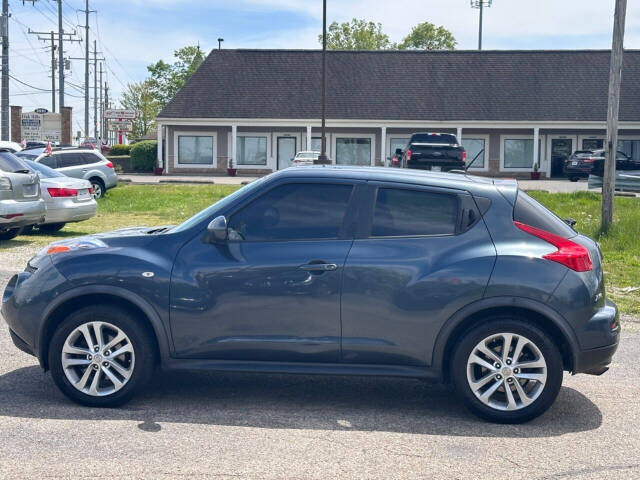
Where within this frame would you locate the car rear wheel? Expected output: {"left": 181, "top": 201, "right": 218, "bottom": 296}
{"left": 90, "top": 178, "right": 105, "bottom": 199}
{"left": 48, "top": 305, "right": 155, "bottom": 407}
{"left": 452, "top": 317, "right": 563, "bottom": 423}
{"left": 0, "top": 227, "right": 22, "bottom": 241}
{"left": 38, "top": 223, "right": 66, "bottom": 233}
{"left": 569, "top": 177, "right": 579, "bottom": 182}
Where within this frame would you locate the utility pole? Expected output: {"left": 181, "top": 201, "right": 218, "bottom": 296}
{"left": 317, "top": 0, "right": 328, "bottom": 164}
{"left": 99, "top": 62, "right": 103, "bottom": 140}
{"left": 77, "top": 0, "right": 95, "bottom": 139}
{"left": 56, "top": 0, "right": 64, "bottom": 109}
{"left": 1, "top": 0, "right": 9, "bottom": 140}
{"left": 602, "top": 0, "right": 627, "bottom": 231}
{"left": 470, "top": 0, "right": 492, "bottom": 50}
{"left": 69, "top": 38, "right": 102, "bottom": 140}
{"left": 93, "top": 40, "right": 97, "bottom": 138}
{"left": 103, "top": 81, "right": 108, "bottom": 143}
{"left": 50, "top": 32, "right": 56, "bottom": 112}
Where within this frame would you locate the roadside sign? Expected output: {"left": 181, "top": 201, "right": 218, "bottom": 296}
{"left": 108, "top": 120, "right": 133, "bottom": 132}
{"left": 104, "top": 109, "right": 137, "bottom": 119}
{"left": 35, "top": 108, "right": 49, "bottom": 114}
{"left": 21, "top": 111, "right": 61, "bottom": 142}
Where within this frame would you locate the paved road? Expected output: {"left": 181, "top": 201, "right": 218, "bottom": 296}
{"left": 1, "top": 245, "right": 639, "bottom": 479}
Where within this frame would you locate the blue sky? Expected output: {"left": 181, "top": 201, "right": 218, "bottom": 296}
{"left": 8, "top": 0, "right": 640, "bottom": 137}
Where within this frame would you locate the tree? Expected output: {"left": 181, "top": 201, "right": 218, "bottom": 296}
{"left": 396, "top": 22, "right": 457, "bottom": 50}
{"left": 319, "top": 18, "right": 391, "bottom": 50}
{"left": 147, "top": 45, "right": 205, "bottom": 108}
{"left": 120, "top": 79, "right": 160, "bottom": 139}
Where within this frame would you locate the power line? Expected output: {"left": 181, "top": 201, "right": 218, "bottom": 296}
{"left": 9, "top": 74, "right": 50, "bottom": 91}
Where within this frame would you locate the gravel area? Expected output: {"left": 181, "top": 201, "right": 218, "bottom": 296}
{"left": 1, "top": 242, "right": 639, "bottom": 479}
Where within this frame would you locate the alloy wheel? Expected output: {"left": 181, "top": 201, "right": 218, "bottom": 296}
{"left": 91, "top": 182, "right": 103, "bottom": 199}
{"left": 61, "top": 321, "right": 135, "bottom": 396}
{"left": 466, "top": 332, "right": 547, "bottom": 411}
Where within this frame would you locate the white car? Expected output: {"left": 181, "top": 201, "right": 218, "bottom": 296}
{"left": 292, "top": 151, "right": 320, "bottom": 166}
{"left": 25, "top": 159, "right": 97, "bottom": 232}
{"left": 0, "top": 141, "right": 23, "bottom": 153}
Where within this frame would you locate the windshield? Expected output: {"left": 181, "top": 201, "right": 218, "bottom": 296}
{"left": 297, "top": 152, "right": 317, "bottom": 159}
{"left": 24, "top": 159, "right": 65, "bottom": 178}
{"left": 169, "top": 177, "right": 268, "bottom": 233}
{"left": 0, "top": 151, "right": 30, "bottom": 173}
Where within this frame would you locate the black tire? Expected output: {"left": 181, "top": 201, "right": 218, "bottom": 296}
{"left": 38, "top": 223, "right": 66, "bottom": 233}
{"left": 569, "top": 177, "right": 579, "bottom": 182}
{"left": 21, "top": 225, "right": 34, "bottom": 234}
{"left": 451, "top": 317, "right": 563, "bottom": 423}
{"left": 90, "top": 178, "right": 105, "bottom": 199}
{"left": 48, "top": 305, "right": 155, "bottom": 407}
{"left": 0, "top": 227, "right": 22, "bottom": 241}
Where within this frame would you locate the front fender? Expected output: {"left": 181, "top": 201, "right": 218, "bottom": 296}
{"left": 430, "top": 296, "right": 581, "bottom": 376}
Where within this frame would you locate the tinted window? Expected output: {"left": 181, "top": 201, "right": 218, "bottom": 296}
{"left": 56, "top": 153, "right": 84, "bottom": 168}
{"left": 514, "top": 190, "right": 575, "bottom": 238}
{"left": 39, "top": 155, "right": 58, "bottom": 168}
{"left": 0, "top": 152, "right": 29, "bottom": 173}
{"left": 411, "top": 133, "right": 458, "bottom": 145}
{"left": 371, "top": 188, "right": 458, "bottom": 237}
{"left": 228, "top": 183, "right": 353, "bottom": 241}
{"left": 82, "top": 152, "right": 102, "bottom": 165}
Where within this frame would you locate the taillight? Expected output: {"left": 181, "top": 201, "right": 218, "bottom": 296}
{"left": 392, "top": 157, "right": 399, "bottom": 165}
{"left": 88, "top": 187, "right": 93, "bottom": 194}
{"left": 48, "top": 187, "right": 78, "bottom": 197}
{"left": 406, "top": 149, "right": 412, "bottom": 161}
{"left": 461, "top": 150, "right": 467, "bottom": 163}
{"left": 514, "top": 221, "right": 592, "bottom": 272}
{"left": 582, "top": 157, "right": 595, "bottom": 164}
{"left": 106, "top": 162, "right": 114, "bottom": 169}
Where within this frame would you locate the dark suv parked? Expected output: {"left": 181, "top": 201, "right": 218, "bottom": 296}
{"left": 564, "top": 149, "right": 636, "bottom": 181}
{"left": 2, "top": 167, "right": 618, "bottom": 423}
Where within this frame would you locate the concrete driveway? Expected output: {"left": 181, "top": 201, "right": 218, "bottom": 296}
{"left": 1, "top": 244, "right": 639, "bottom": 479}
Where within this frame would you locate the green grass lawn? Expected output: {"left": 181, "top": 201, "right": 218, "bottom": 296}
{"left": 2, "top": 184, "right": 639, "bottom": 315}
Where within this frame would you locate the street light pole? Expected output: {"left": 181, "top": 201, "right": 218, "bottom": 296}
{"left": 470, "top": 0, "right": 492, "bottom": 51}
{"left": 317, "top": 0, "right": 329, "bottom": 164}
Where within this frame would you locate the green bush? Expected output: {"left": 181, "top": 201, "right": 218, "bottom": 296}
{"left": 109, "top": 144, "right": 131, "bottom": 156}
{"left": 130, "top": 140, "right": 157, "bottom": 171}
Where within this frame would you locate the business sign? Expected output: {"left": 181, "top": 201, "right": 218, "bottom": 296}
{"left": 21, "top": 111, "right": 62, "bottom": 142}
{"left": 104, "top": 109, "right": 137, "bottom": 119}
{"left": 107, "top": 120, "right": 133, "bottom": 132}
{"left": 34, "top": 108, "right": 49, "bottom": 114}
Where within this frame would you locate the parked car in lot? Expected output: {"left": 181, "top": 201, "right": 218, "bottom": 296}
{"left": 0, "top": 151, "right": 45, "bottom": 240}
{"left": 80, "top": 138, "right": 111, "bottom": 155}
{"left": 292, "top": 151, "right": 320, "bottom": 166}
{"left": 23, "top": 160, "right": 97, "bottom": 232}
{"left": 17, "top": 148, "right": 117, "bottom": 199}
{"left": 564, "top": 149, "right": 636, "bottom": 181}
{"left": 0, "top": 141, "right": 24, "bottom": 153}
{"left": 2, "top": 167, "right": 619, "bottom": 423}
{"left": 400, "top": 133, "right": 466, "bottom": 171}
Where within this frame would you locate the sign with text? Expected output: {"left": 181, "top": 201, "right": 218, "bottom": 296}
{"left": 104, "top": 109, "right": 137, "bottom": 119}
{"left": 21, "top": 111, "right": 62, "bottom": 142}
{"left": 108, "top": 120, "right": 133, "bottom": 132}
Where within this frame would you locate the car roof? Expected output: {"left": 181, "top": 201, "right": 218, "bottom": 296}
{"left": 272, "top": 165, "right": 512, "bottom": 195}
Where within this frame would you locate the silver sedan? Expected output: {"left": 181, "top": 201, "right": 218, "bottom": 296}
{"left": 25, "top": 160, "right": 97, "bottom": 232}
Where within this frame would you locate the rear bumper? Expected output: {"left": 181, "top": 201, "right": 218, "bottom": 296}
{"left": 44, "top": 201, "right": 97, "bottom": 224}
{"left": 407, "top": 161, "right": 465, "bottom": 171}
{"left": 0, "top": 199, "right": 46, "bottom": 229}
{"left": 573, "top": 299, "right": 620, "bottom": 375}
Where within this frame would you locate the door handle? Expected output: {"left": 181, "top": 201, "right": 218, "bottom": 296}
{"left": 299, "top": 262, "right": 338, "bottom": 272}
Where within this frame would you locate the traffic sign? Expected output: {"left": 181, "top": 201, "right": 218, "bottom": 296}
{"left": 104, "top": 109, "right": 137, "bottom": 119}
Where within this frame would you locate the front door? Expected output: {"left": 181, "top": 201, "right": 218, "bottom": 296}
{"left": 550, "top": 137, "right": 574, "bottom": 178}
{"left": 277, "top": 136, "right": 296, "bottom": 169}
{"left": 170, "top": 180, "right": 358, "bottom": 363}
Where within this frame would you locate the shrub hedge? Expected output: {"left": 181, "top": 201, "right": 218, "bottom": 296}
{"left": 109, "top": 144, "right": 131, "bottom": 156}
{"left": 130, "top": 140, "right": 157, "bottom": 171}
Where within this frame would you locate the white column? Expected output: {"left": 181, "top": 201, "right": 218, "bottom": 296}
{"left": 380, "top": 126, "right": 387, "bottom": 166}
{"left": 456, "top": 127, "right": 462, "bottom": 143}
{"left": 231, "top": 124, "right": 237, "bottom": 167}
{"left": 533, "top": 127, "right": 540, "bottom": 171}
{"left": 306, "top": 125, "right": 312, "bottom": 151}
{"left": 157, "top": 123, "right": 163, "bottom": 169}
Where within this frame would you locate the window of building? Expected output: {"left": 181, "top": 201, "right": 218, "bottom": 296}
{"left": 311, "top": 137, "right": 323, "bottom": 152}
{"left": 503, "top": 138, "right": 542, "bottom": 169}
{"left": 228, "top": 183, "right": 353, "bottom": 241}
{"left": 336, "top": 137, "right": 371, "bottom": 166}
{"left": 582, "top": 138, "right": 604, "bottom": 150}
{"left": 178, "top": 136, "right": 214, "bottom": 165}
{"left": 237, "top": 136, "right": 267, "bottom": 166}
{"left": 371, "top": 188, "right": 458, "bottom": 237}
{"left": 461, "top": 138, "right": 486, "bottom": 169}
{"left": 618, "top": 139, "right": 640, "bottom": 161}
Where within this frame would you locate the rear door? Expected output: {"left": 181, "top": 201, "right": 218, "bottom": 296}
{"left": 340, "top": 182, "right": 496, "bottom": 366}
{"left": 54, "top": 152, "right": 87, "bottom": 179}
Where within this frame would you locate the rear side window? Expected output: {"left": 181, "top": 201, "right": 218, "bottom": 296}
{"left": 56, "top": 153, "right": 84, "bottom": 168}
{"left": 514, "top": 190, "right": 575, "bottom": 238}
{"left": 371, "top": 188, "right": 458, "bottom": 237}
{"left": 82, "top": 153, "right": 101, "bottom": 164}
{"left": 228, "top": 183, "right": 354, "bottom": 241}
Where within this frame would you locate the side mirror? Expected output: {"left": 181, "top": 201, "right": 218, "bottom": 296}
{"left": 395, "top": 148, "right": 403, "bottom": 155}
{"left": 205, "top": 215, "right": 228, "bottom": 243}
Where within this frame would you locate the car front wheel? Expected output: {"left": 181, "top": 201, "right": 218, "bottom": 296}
{"left": 452, "top": 318, "right": 563, "bottom": 423}
{"left": 48, "top": 305, "right": 155, "bottom": 407}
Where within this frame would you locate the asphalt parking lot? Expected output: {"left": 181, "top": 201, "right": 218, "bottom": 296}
{"left": 1, "top": 244, "right": 639, "bottom": 479}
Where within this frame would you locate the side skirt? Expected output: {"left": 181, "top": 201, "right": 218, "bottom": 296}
{"left": 162, "top": 358, "right": 442, "bottom": 381}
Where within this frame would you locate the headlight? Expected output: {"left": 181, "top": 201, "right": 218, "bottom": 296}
{"left": 0, "top": 177, "right": 12, "bottom": 190}
{"left": 39, "top": 238, "right": 108, "bottom": 256}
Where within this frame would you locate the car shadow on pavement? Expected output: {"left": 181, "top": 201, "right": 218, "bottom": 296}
{"left": 0, "top": 365, "right": 601, "bottom": 438}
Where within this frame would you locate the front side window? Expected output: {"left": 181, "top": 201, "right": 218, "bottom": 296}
{"left": 462, "top": 138, "right": 485, "bottom": 168}
{"left": 336, "top": 138, "right": 371, "bottom": 166}
{"left": 237, "top": 136, "right": 267, "bottom": 166}
{"left": 371, "top": 188, "right": 458, "bottom": 237}
{"left": 228, "top": 183, "right": 353, "bottom": 241}
{"left": 178, "top": 136, "right": 214, "bottom": 165}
